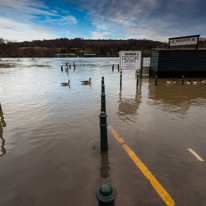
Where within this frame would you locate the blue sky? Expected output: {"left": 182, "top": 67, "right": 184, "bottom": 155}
{"left": 0, "top": 0, "right": 206, "bottom": 42}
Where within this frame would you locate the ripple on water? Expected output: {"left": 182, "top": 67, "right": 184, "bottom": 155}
{"left": 0, "top": 58, "right": 206, "bottom": 205}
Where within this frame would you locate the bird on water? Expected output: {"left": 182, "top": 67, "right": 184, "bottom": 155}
{"left": 180, "top": 78, "right": 192, "bottom": 84}
{"left": 193, "top": 78, "right": 203, "bottom": 85}
{"left": 81, "top": 78, "right": 92, "bottom": 85}
{"left": 166, "top": 77, "right": 176, "bottom": 84}
{"left": 61, "top": 80, "right": 70, "bottom": 86}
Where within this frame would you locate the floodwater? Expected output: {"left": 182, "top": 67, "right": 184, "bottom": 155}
{"left": 0, "top": 58, "right": 206, "bottom": 206}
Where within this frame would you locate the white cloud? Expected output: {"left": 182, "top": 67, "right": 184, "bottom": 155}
{"left": 91, "top": 21, "right": 111, "bottom": 31}
{"left": 51, "top": 10, "right": 58, "bottom": 14}
{"left": 65, "top": 31, "right": 71, "bottom": 34}
{"left": 43, "top": 15, "right": 78, "bottom": 25}
{"left": 1, "top": 0, "right": 205, "bottom": 41}
{"left": 108, "top": 17, "right": 137, "bottom": 27}
{"left": 55, "top": 7, "right": 70, "bottom": 14}
{"left": 90, "top": 31, "right": 111, "bottom": 39}
{"left": 71, "top": 0, "right": 206, "bottom": 40}
{"left": 60, "top": 15, "right": 78, "bottom": 25}
{"left": 0, "top": 0, "right": 61, "bottom": 41}
{"left": 0, "top": 17, "right": 57, "bottom": 41}
{"left": 0, "top": 0, "right": 57, "bottom": 16}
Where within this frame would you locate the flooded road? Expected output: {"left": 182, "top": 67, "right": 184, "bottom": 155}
{"left": 0, "top": 58, "right": 206, "bottom": 205}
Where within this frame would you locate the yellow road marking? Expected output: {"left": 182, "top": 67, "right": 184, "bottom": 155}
{"left": 108, "top": 125, "right": 124, "bottom": 144}
{"left": 108, "top": 124, "right": 175, "bottom": 206}
{"left": 188, "top": 148, "right": 204, "bottom": 161}
{"left": 123, "top": 144, "right": 175, "bottom": 206}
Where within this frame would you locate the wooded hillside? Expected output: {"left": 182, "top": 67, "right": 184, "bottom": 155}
{"left": 0, "top": 37, "right": 205, "bottom": 58}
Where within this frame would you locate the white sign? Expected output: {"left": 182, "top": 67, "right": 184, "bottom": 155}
{"left": 119, "top": 51, "right": 142, "bottom": 70}
{"left": 169, "top": 37, "right": 198, "bottom": 46}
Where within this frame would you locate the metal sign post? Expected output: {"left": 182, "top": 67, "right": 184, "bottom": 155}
{"left": 119, "top": 51, "right": 142, "bottom": 88}
{"left": 136, "top": 70, "right": 139, "bottom": 87}
{"left": 120, "top": 70, "right": 122, "bottom": 88}
{"left": 140, "top": 49, "right": 143, "bottom": 79}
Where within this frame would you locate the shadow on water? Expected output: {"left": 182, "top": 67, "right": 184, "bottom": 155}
{"left": 101, "top": 150, "right": 109, "bottom": 179}
{"left": 117, "top": 85, "right": 142, "bottom": 121}
{"left": 0, "top": 106, "right": 6, "bottom": 157}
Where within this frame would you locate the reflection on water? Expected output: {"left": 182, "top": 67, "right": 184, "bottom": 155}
{"left": 117, "top": 85, "right": 142, "bottom": 122}
{"left": 148, "top": 78, "right": 206, "bottom": 115}
{"left": 101, "top": 150, "right": 109, "bottom": 178}
{"left": 0, "top": 105, "right": 6, "bottom": 157}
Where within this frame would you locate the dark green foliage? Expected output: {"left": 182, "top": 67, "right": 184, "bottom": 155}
{"left": 0, "top": 37, "right": 171, "bottom": 57}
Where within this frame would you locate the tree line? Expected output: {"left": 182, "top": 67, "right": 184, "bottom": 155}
{"left": 0, "top": 37, "right": 205, "bottom": 58}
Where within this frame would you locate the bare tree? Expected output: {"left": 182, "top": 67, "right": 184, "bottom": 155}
{"left": 0, "top": 38, "right": 5, "bottom": 59}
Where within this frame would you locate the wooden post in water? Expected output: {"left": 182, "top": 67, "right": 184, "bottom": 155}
{"left": 61, "top": 66, "right": 63, "bottom": 71}
{"left": 118, "top": 64, "right": 119, "bottom": 72}
{"left": 69, "top": 65, "right": 71, "bottom": 69}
